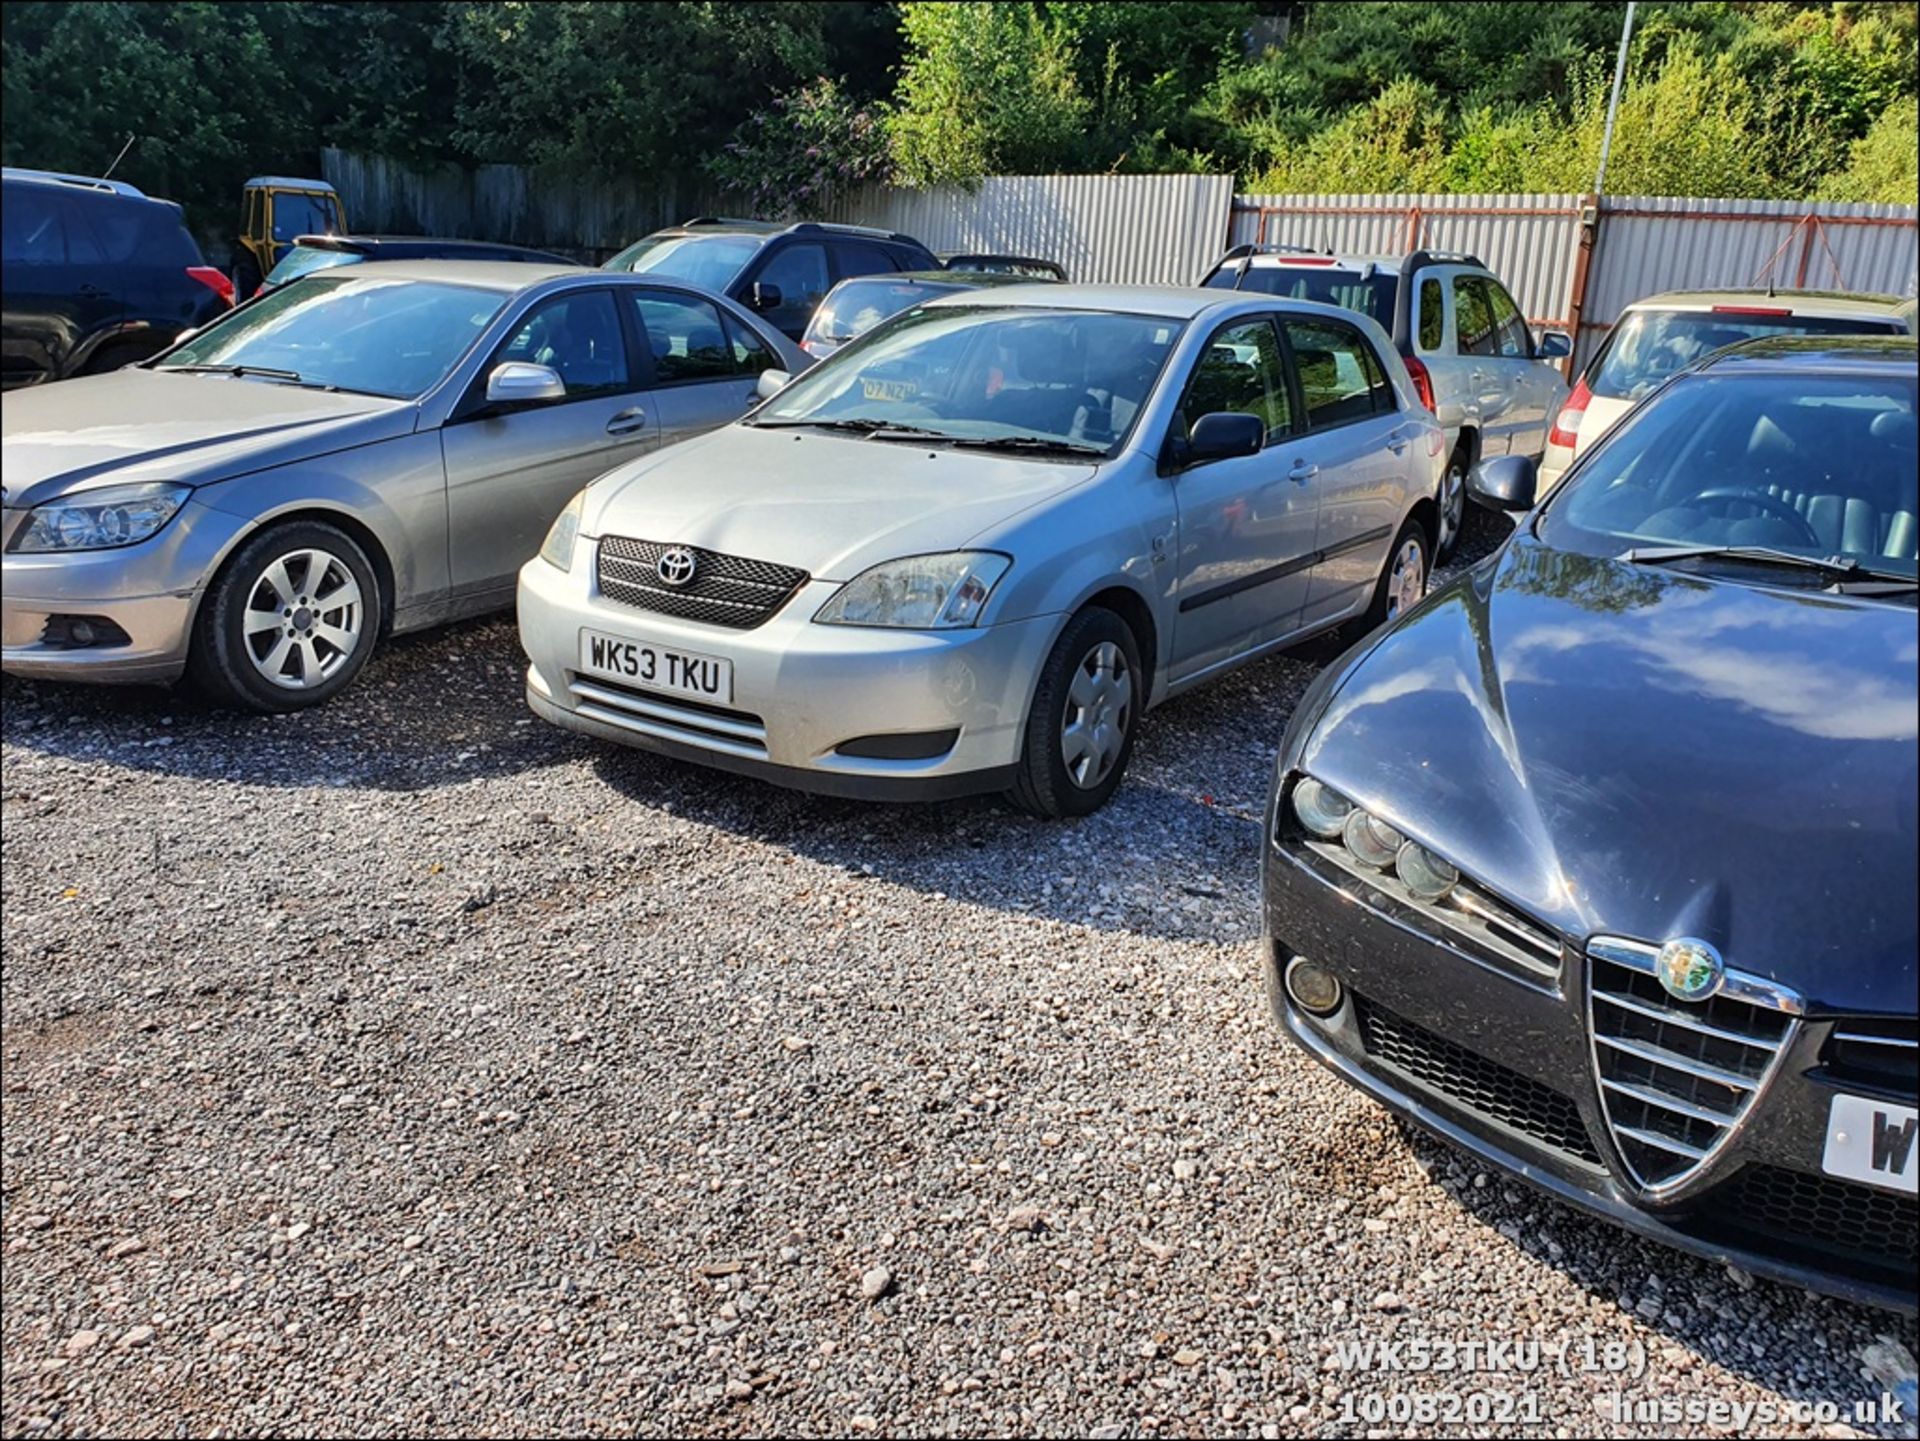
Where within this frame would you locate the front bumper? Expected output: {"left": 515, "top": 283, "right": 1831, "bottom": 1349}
{"left": 0, "top": 500, "right": 247, "bottom": 684}
{"left": 1260, "top": 829, "right": 1919, "bottom": 1314}
{"left": 517, "top": 551, "right": 1058, "bottom": 802}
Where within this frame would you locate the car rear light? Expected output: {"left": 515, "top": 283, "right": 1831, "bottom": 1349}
{"left": 1403, "top": 354, "right": 1437, "bottom": 413}
{"left": 1710, "top": 304, "right": 1792, "bottom": 316}
{"left": 187, "top": 266, "right": 236, "bottom": 307}
{"left": 1280, "top": 256, "right": 1337, "bottom": 266}
{"left": 1548, "top": 377, "right": 1591, "bottom": 449}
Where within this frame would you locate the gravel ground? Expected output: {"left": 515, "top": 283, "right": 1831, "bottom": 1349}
{"left": 3, "top": 508, "right": 1915, "bottom": 1439}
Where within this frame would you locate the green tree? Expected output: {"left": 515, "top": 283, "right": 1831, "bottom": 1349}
{"left": 707, "top": 78, "right": 894, "bottom": 216}
{"left": 1819, "top": 94, "right": 1920, "bottom": 202}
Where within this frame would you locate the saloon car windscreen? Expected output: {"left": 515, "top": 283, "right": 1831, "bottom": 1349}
{"left": 155, "top": 275, "right": 508, "bottom": 398}
{"left": 1590, "top": 309, "right": 1907, "bottom": 399}
{"left": 756, "top": 307, "right": 1184, "bottom": 452}
{"left": 1540, "top": 370, "right": 1919, "bottom": 575}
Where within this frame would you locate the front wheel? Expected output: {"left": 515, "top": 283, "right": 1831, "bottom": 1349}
{"left": 1361, "top": 518, "right": 1430, "bottom": 632}
{"left": 1007, "top": 607, "right": 1142, "bottom": 819}
{"left": 188, "top": 520, "right": 382, "bottom": 712}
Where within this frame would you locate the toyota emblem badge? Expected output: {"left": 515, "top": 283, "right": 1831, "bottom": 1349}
{"left": 656, "top": 547, "right": 697, "bottom": 587}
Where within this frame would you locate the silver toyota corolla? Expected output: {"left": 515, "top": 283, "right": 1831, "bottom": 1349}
{"left": 519, "top": 286, "right": 1446, "bottom": 816}
{"left": 1, "top": 261, "right": 803, "bottom": 709}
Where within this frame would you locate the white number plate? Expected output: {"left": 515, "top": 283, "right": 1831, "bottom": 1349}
{"left": 1821, "top": 1094, "right": 1918, "bottom": 1194}
{"left": 577, "top": 628, "right": 732, "bottom": 705}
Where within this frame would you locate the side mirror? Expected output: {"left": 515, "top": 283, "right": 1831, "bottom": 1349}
{"left": 748, "top": 281, "right": 784, "bottom": 312}
{"left": 755, "top": 368, "right": 790, "bottom": 401}
{"left": 1467, "top": 454, "right": 1538, "bottom": 511}
{"left": 1186, "top": 411, "right": 1265, "bottom": 463}
{"left": 1534, "top": 329, "right": 1573, "bottom": 359}
{"left": 486, "top": 361, "right": 566, "bottom": 406}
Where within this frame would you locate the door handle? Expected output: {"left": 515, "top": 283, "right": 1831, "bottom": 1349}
{"left": 1387, "top": 437, "right": 1409, "bottom": 455}
{"left": 1289, "top": 460, "right": 1320, "bottom": 483}
{"left": 77, "top": 283, "right": 108, "bottom": 296}
{"left": 604, "top": 407, "right": 648, "bottom": 436}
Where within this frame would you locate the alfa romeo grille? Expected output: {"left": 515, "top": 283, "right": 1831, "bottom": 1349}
{"left": 1587, "top": 938, "right": 1799, "bottom": 1193}
{"left": 596, "top": 537, "right": 808, "bottom": 631}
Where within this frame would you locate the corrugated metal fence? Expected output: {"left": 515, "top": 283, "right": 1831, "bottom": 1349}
{"left": 829, "top": 174, "right": 1234, "bottom": 286}
{"left": 319, "top": 150, "right": 1917, "bottom": 367}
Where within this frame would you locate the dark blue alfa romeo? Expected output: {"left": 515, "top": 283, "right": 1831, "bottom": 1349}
{"left": 1263, "top": 336, "right": 1918, "bottom": 1310}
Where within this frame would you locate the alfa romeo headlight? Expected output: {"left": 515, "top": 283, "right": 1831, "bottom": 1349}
{"left": 814, "top": 551, "right": 1010, "bottom": 629}
{"left": 1290, "top": 777, "right": 1353, "bottom": 838}
{"left": 1395, "top": 842, "right": 1459, "bottom": 901}
{"left": 1341, "top": 810, "right": 1404, "bottom": 868}
{"left": 15, "top": 483, "right": 191, "bottom": 553}
{"left": 539, "top": 491, "right": 585, "bottom": 572}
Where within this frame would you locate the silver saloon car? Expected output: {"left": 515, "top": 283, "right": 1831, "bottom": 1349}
{"left": 518, "top": 286, "right": 1447, "bottom": 817}
{"left": 1, "top": 262, "right": 803, "bottom": 710}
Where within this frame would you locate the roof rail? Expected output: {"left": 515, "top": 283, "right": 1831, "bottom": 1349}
{"left": 1215, "top": 242, "right": 1332, "bottom": 264}
{"left": 2, "top": 166, "right": 146, "bottom": 199}
{"left": 679, "top": 215, "right": 764, "bottom": 228}
{"left": 1404, "top": 247, "right": 1487, "bottom": 272}
{"left": 786, "top": 219, "right": 921, "bottom": 244}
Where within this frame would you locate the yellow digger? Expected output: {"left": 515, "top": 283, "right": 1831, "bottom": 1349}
{"left": 233, "top": 176, "right": 345, "bottom": 298}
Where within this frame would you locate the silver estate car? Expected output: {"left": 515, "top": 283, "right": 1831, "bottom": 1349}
{"left": 518, "top": 286, "right": 1446, "bottom": 816}
{"left": 1, "top": 262, "right": 803, "bottom": 710}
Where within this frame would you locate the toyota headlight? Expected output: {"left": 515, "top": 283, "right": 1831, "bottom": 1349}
{"left": 15, "top": 483, "right": 191, "bottom": 553}
{"left": 539, "top": 491, "right": 585, "bottom": 572}
{"left": 814, "top": 552, "right": 1010, "bottom": 629}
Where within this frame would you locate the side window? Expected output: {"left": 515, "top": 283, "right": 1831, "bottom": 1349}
{"left": 2, "top": 187, "right": 66, "bottom": 264}
{"left": 1417, "top": 277, "right": 1445, "bottom": 351}
{"left": 60, "top": 201, "right": 106, "bottom": 267}
{"left": 1179, "top": 319, "right": 1290, "bottom": 441}
{"left": 723, "top": 312, "right": 778, "bottom": 375}
{"left": 1356, "top": 338, "right": 1396, "bottom": 413}
{"left": 493, "top": 290, "right": 630, "bottom": 399}
{"left": 242, "top": 189, "right": 260, "bottom": 238}
{"left": 834, "top": 241, "right": 899, "bottom": 280}
{"left": 752, "top": 243, "right": 829, "bottom": 310}
{"left": 1485, "top": 280, "right": 1531, "bottom": 358}
{"left": 1285, "top": 319, "right": 1380, "bottom": 431}
{"left": 1454, "top": 277, "right": 1499, "bottom": 358}
{"left": 628, "top": 290, "right": 734, "bottom": 383}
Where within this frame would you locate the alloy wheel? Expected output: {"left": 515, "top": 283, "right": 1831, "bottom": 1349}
{"left": 1384, "top": 537, "right": 1427, "bottom": 621}
{"left": 1438, "top": 456, "right": 1467, "bottom": 556}
{"left": 1061, "top": 640, "right": 1133, "bottom": 789}
{"left": 242, "top": 547, "right": 365, "bottom": 689}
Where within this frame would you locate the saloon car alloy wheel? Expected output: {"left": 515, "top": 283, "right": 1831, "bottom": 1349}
{"left": 190, "top": 521, "right": 382, "bottom": 712}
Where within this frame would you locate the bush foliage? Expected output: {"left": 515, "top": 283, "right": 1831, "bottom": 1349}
{"left": 2, "top": 0, "right": 1913, "bottom": 234}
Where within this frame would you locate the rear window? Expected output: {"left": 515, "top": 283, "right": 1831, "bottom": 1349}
{"left": 264, "top": 245, "right": 363, "bottom": 287}
{"left": 1203, "top": 263, "right": 1398, "bottom": 325}
{"left": 602, "top": 232, "right": 762, "bottom": 290}
{"left": 805, "top": 279, "right": 951, "bottom": 345}
{"left": 1589, "top": 308, "right": 1907, "bottom": 401}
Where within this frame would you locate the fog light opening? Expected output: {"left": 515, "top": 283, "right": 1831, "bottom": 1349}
{"left": 1284, "top": 956, "right": 1345, "bottom": 1016}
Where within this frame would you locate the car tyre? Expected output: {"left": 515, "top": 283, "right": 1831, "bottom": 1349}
{"left": 189, "top": 520, "right": 381, "bottom": 713}
{"left": 1435, "top": 443, "right": 1469, "bottom": 561}
{"left": 1361, "top": 517, "right": 1430, "bottom": 632}
{"left": 1008, "top": 606, "right": 1142, "bottom": 819}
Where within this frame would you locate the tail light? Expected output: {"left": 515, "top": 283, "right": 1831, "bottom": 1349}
{"left": 187, "top": 266, "right": 236, "bottom": 307}
{"left": 1403, "top": 354, "right": 1437, "bottom": 413}
{"left": 1710, "top": 304, "right": 1791, "bottom": 316}
{"left": 1548, "top": 377, "right": 1590, "bottom": 449}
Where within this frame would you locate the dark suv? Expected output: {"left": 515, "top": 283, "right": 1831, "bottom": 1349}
{"left": 1, "top": 168, "right": 234, "bottom": 390}
{"left": 603, "top": 218, "right": 939, "bottom": 341}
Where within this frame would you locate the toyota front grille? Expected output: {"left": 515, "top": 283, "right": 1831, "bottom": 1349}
{"left": 597, "top": 537, "right": 808, "bottom": 630}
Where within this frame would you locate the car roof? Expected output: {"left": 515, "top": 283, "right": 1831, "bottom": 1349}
{"left": 918, "top": 282, "right": 1352, "bottom": 322}
{"left": 842, "top": 270, "right": 1038, "bottom": 289}
{"left": 292, "top": 234, "right": 562, "bottom": 257}
{"left": 1624, "top": 288, "right": 1911, "bottom": 318}
{"left": 1695, "top": 333, "right": 1918, "bottom": 371}
{"left": 2, "top": 167, "right": 147, "bottom": 199}
{"left": 246, "top": 176, "right": 339, "bottom": 193}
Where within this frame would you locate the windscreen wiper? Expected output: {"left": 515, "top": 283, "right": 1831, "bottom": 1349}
{"left": 1622, "top": 544, "right": 1915, "bottom": 590}
{"left": 747, "top": 416, "right": 924, "bottom": 434}
{"left": 938, "top": 435, "right": 1108, "bottom": 456}
{"left": 167, "top": 363, "right": 310, "bottom": 384}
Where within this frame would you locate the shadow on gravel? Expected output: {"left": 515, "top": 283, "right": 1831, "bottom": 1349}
{"left": 1392, "top": 1121, "right": 1915, "bottom": 1403}
{"left": 1, "top": 615, "right": 580, "bottom": 792}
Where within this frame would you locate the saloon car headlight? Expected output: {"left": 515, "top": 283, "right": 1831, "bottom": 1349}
{"left": 814, "top": 551, "right": 1011, "bottom": 629}
{"left": 1290, "top": 777, "right": 1354, "bottom": 838}
{"left": 1341, "top": 810, "right": 1404, "bottom": 868}
{"left": 1395, "top": 841, "right": 1459, "bottom": 901}
{"left": 15, "top": 483, "right": 191, "bottom": 553}
{"left": 539, "top": 491, "right": 585, "bottom": 572}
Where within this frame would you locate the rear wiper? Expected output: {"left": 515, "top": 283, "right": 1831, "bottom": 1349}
{"left": 939, "top": 435, "right": 1107, "bottom": 456}
{"left": 1622, "top": 544, "right": 1916, "bottom": 590}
